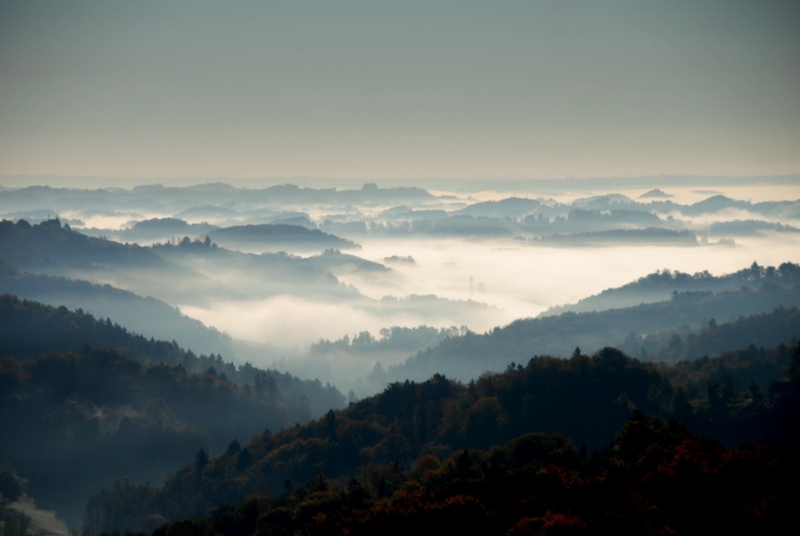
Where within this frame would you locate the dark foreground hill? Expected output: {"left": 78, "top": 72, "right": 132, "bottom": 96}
{"left": 93, "top": 415, "right": 799, "bottom": 536}
{"left": 0, "top": 296, "right": 344, "bottom": 525}
{"left": 81, "top": 342, "right": 799, "bottom": 534}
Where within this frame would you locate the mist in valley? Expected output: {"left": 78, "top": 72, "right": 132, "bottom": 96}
{"left": 3, "top": 178, "right": 800, "bottom": 397}
{"left": 2, "top": 2, "right": 800, "bottom": 532}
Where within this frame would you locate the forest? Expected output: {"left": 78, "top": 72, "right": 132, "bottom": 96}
{"left": 5, "top": 1, "right": 800, "bottom": 533}
{"left": 77, "top": 342, "right": 800, "bottom": 535}
{"left": 2, "top": 286, "right": 798, "bottom": 533}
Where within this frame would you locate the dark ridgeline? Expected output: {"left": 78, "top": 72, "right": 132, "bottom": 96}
{"left": 80, "top": 342, "right": 800, "bottom": 535}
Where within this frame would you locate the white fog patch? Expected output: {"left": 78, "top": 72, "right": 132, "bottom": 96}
{"left": 676, "top": 207, "right": 796, "bottom": 228}
{"left": 336, "top": 235, "right": 800, "bottom": 326}
{"left": 179, "top": 296, "right": 379, "bottom": 349}
{"left": 178, "top": 294, "right": 508, "bottom": 351}
{"left": 175, "top": 231, "right": 800, "bottom": 360}
{"left": 66, "top": 212, "right": 144, "bottom": 230}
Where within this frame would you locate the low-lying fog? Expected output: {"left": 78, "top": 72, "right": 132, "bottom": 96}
{"left": 3, "top": 177, "right": 800, "bottom": 392}
{"left": 174, "top": 182, "right": 800, "bottom": 354}
{"left": 181, "top": 232, "right": 800, "bottom": 349}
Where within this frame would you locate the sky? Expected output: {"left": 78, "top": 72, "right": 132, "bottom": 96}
{"left": 1, "top": 1, "right": 799, "bottom": 182}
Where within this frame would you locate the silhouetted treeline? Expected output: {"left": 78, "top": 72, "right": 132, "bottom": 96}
{"left": 82, "top": 343, "right": 800, "bottom": 533}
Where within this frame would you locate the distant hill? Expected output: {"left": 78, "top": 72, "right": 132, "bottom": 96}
{"left": 618, "top": 306, "right": 800, "bottom": 365}
{"left": 0, "top": 218, "right": 168, "bottom": 270}
{"left": 149, "top": 239, "right": 361, "bottom": 300}
{"left": 81, "top": 217, "right": 220, "bottom": 243}
{"left": 0, "top": 218, "right": 217, "bottom": 305}
{"left": 455, "top": 197, "right": 541, "bottom": 218}
{"left": 543, "top": 261, "right": 800, "bottom": 316}
{"left": 411, "top": 215, "right": 513, "bottom": 236}
{"left": 540, "top": 227, "right": 695, "bottom": 245}
{"left": 303, "top": 249, "right": 390, "bottom": 274}
{"left": 639, "top": 188, "right": 673, "bottom": 198}
{"left": 709, "top": 220, "right": 800, "bottom": 236}
{"left": 174, "top": 205, "right": 239, "bottom": 221}
{"left": 522, "top": 208, "right": 664, "bottom": 233}
{"left": 208, "top": 224, "right": 360, "bottom": 252}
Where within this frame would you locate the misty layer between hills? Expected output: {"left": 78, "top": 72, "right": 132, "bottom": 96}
{"left": 2, "top": 180, "right": 800, "bottom": 390}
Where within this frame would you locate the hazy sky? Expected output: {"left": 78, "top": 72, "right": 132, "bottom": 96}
{"left": 1, "top": 1, "right": 798, "bottom": 181}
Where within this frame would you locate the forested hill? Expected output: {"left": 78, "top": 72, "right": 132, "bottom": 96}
{"left": 207, "top": 223, "right": 361, "bottom": 251}
{"left": 0, "top": 260, "right": 233, "bottom": 356}
{"left": 0, "top": 296, "right": 345, "bottom": 526}
{"left": 0, "top": 217, "right": 168, "bottom": 270}
{"left": 89, "top": 417, "right": 799, "bottom": 536}
{"left": 0, "top": 294, "right": 345, "bottom": 414}
{"left": 542, "top": 261, "right": 800, "bottom": 316}
{"left": 378, "top": 283, "right": 800, "bottom": 384}
{"left": 0, "top": 347, "right": 307, "bottom": 526}
{"left": 618, "top": 306, "right": 800, "bottom": 362}
{"left": 82, "top": 343, "right": 799, "bottom": 535}
{"left": 0, "top": 293, "right": 227, "bottom": 373}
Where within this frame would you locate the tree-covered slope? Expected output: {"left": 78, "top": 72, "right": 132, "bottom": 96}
{"left": 0, "top": 296, "right": 345, "bottom": 524}
{"left": 81, "top": 342, "right": 798, "bottom": 533}
{"left": 0, "top": 260, "right": 233, "bottom": 357}
{"left": 379, "top": 283, "right": 800, "bottom": 384}
{"left": 542, "top": 261, "right": 800, "bottom": 316}
{"left": 94, "top": 415, "right": 798, "bottom": 536}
